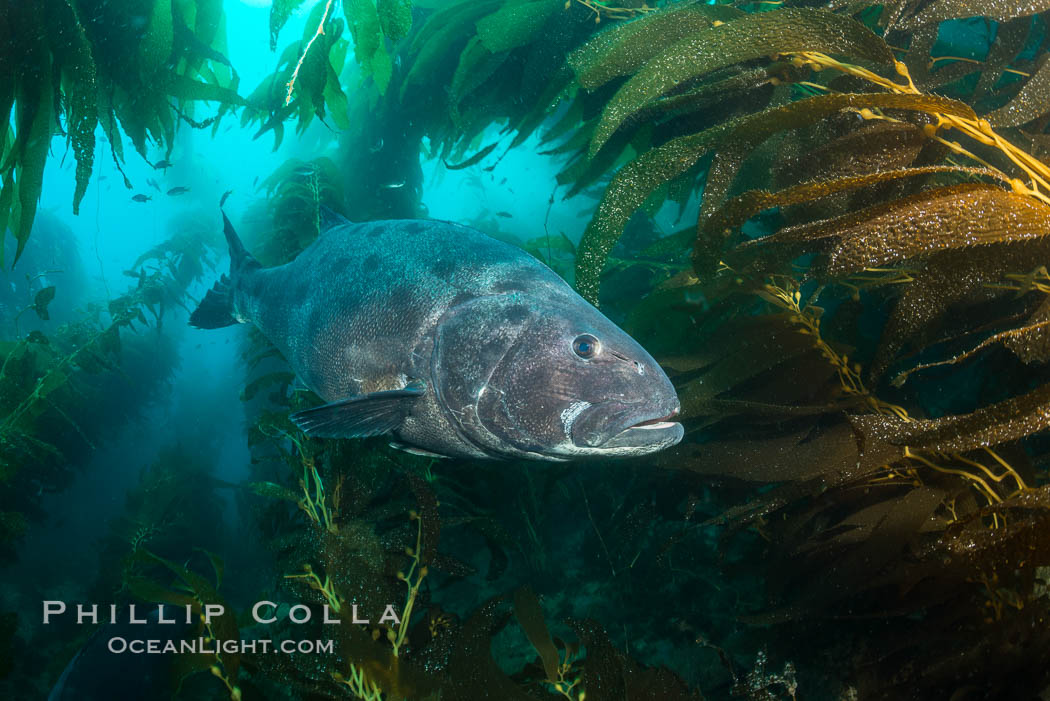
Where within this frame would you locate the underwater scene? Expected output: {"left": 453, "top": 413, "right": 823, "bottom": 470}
{"left": 7, "top": 0, "right": 1050, "bottom": 698}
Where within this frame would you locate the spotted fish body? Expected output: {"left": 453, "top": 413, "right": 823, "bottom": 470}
{"left": 191, "top": 212, "right": 683, "bottom": 461}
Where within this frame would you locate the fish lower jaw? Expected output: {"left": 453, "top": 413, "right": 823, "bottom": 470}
{"left": 558, "top": 421, "right": 684, "bottom": 458}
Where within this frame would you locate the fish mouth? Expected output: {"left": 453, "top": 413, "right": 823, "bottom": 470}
{"left": 570, "top": 404, "right": 683, "bottom": 456}
{"left": 629, "top": 409, "right": 681, "bottom": 430}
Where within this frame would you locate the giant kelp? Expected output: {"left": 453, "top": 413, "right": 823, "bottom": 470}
{"left": 0, "top": 0, "right": 239, "bottom": 266}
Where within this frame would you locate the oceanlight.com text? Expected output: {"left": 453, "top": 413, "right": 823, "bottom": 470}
{"left": 106, "top": 637, "right": 335, "bottom": 655}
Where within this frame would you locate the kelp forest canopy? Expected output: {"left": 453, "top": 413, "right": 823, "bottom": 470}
{"left": 7, "top": 0, "right": 1050, "bottom": 699}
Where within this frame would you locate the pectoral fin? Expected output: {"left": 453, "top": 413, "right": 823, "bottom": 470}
{"left": 290, "top": 385, "right": 424, "bottom": 438}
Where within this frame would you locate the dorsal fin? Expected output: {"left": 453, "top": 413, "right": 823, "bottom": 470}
{"left": 319, "top": 205, "right": 351, "bottom": 232}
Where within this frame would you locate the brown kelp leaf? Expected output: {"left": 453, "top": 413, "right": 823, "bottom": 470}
{"left": 574, "top": 92, "right": 975, "bottom": 303}
{"left": 716, "top": 165, "right": 1002, "bottom": 243}
{"left": 571, "top": 619, "right": 628, "bottom": 700}
{"left": 987, "top": 55, "right": 1050, "bottom": 127}
{"left": 764, "top": 184, "right": 1050, "bottom": 276}
{"left": 974, "top": 16, "right": 1031, "bottom": 99}
{"left": 853, "top": 381, "right": 1050, "bottom": 453}
{"left": 669, "top": 421, "right": 895, "bottom": 484}
{"left": 788, "top": 485, "right": 947, "bottom": 610}
{"left": 445, "top": 598, "right": 534, "bottom": 701}
{"left": 1004, "top": 296, "right": 1050, "bottom": 363}
{"left": 898, "top": 0, "right": 1050, "bottom": 28}
{"left": 590, "top": 8, "right": 895, "bottom": 155}
{"left": 651, "top": 65, "right": 780, "bottom": 118}
{"left": 512, "top": 588, "right": 559, "bottom": 683}
{"left": 677, "top": 344, "right": 843, "bottom": 420}
{"left": 568, "top": 1, "right": 743, "bottom": 90}
{"left": 867, "top": 242, "right": 1050, "bottom": 380}
{"left": 892, "top": 297, "right": 1050, "bottom": 386}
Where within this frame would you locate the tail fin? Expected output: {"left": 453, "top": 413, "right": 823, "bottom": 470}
{"left": 189, "top": 210, "right": 259, "bottom": 329}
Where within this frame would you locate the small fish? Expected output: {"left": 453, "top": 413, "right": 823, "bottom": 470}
{"left": 131, "top": 194, "right": 152, "bottom": 203}
{"left": 220, "top": 189, "right": 233, "bottom": 207}
{"left": 167, "top": 186, "right": 190, "bottom": 196}
{"left": 495, "top": 211, "right": 512, "bottom": 218}
{"left": 499, "top": 177, "right": 508, "bottom": 185}
{"left": 381, "top": 179, "right": 406, "bottom": 189}
{"left": 146, "top": 177, "right": 160, "bottom": 191}
{"left": 369, "top": 137, "right": 384, "bottom": 153}
{"left": 190, "top": 210, "right": 683, "bottom": 461}
{"left": 154, "top": 159, "right": 173, "bottom": 169}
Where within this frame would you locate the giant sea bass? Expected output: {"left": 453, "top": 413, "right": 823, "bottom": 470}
{"left": 190, "top": 211, "right": 682, "bottom": 460}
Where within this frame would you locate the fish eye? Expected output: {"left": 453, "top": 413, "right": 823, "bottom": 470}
{"left": 572, "top": 334, "right": 600, "bottom": 359}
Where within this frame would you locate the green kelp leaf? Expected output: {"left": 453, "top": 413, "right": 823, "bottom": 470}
{"left": 125, "top": 576, "right": 198, "bottom": 608}
{"left": 407, "top": 0, "right": 490, "bottom": 57}
{"left": 853, "top": 380, "right": 1050, "bottom": 454}
{"left": 569, "top": 1, "right": 743, "bottom": 90}
{"left": 295, "top": 15, "right": 340, "bottom": 112}
{"left": 193, "top": 0, "right": 227, "bottom": 53}
{"left": 509, "top": 65, "right": 574, "bottom": 149}
{"left": 401, "top": 0, "right": 503, "bottom": 96}
{"left": 98, "top": 325, "right": 121, "bottom": 356}
{"left": 247, "top": 481, "right": 300, "bottom": 503}
{"left": 590, "top": 8, "right": 895, "bottom": 155}
{"left": 445, "top": 141, "right": 498, "bottom": 169}
{"left": 768, "top": 184, "right": 1050, "bottom": 276}
{"left": 476, "top": 0, "right": 562, "bottom": 54}
{"left": 372, "top": 43, "right": 394, "bottom": 95}
{"left": 898, "top": 0, "right": 1050, "bottom": 28}
{"left": 377, "top": 0, "right": 413, "bottom": 41}
{"left": 134, "top": 549, "right": 240, "bottom": 680}
{"left": 167, "top": 75, "right": 247, "bottom": 105}
{"left": 987, "top": 55, "right": 1050, "bottom": 127}
{"left": 12, "top": 72, "right": 53, "bottom": 266}
{"left": 450, "top": 36, "right": 510, "bottom": 117}
{"left": 271, "top": 0, "right": 309, "bottom": 50}
{"left": 47, "top": 0, "right": 98, "bottom": 217}
{"left": 140, "top": 0, "right": 175, "bottom": 78}
{"left": 348, "top": 0, "right": 382, "bottom": 65}
{"left": 574, "top": 92, "right": 975, "bottom": 303}
{"left": 323, "top": 40, "right": 351, "bottom": 128}
{"left": 240, "top": 371, "right": 294, "bottom": 401}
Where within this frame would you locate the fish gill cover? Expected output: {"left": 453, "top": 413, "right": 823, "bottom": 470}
{"left": 4, "top": 0, "right": 1050, "bottom": 698}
